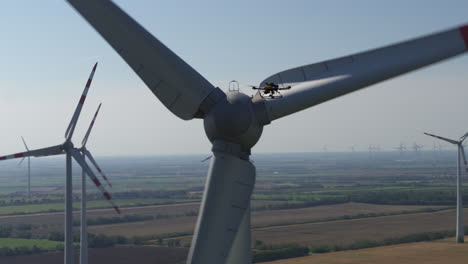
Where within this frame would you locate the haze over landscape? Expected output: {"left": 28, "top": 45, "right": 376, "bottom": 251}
{"left": 1, "top": 0, "right": 468, "bottom": 156}
{"left": 1, "top": 1, "right": 468, "bottom": 264}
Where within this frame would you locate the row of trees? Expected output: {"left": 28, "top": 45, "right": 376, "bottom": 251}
{"left": 309, "top": 229, "right": 459, "bottom": 253}
{"left": 0, "top": 224, "right": 36, "bottom": 239}
{"left": 0, "top": 245, "right": 46, "bottom": 257}
{"left": 0, "top": 190, "right": 192, "bottom": 207}
{"left": 253, "top": 242, "right": 309, "bottom": 263}
{"left": 72, "top": 214, "right": 154, "bottom": 226}
{"left": 48, "top": 231, "right": 127, "bottom": 248}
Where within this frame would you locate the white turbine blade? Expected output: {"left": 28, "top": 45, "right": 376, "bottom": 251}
{"left": 19, "top": 137, "right": 29, "bottom": 166}
{"left": 21, "top": 136, "right": 29, "bottom": 151}
{"left": 0, "top": 145, "right": 63, "bottom": 161}
{"left": 84, "top": 149, "right": 112, "bottom": 187}
{"left": 69, "top": 148, "right": 120, "bottom": 214}
{"left": 187, "top": 152, "right": 255, "bottom": 263}
{"left": 200, "top": 155, "right": 212, "bottom": 163}
{"left": 82, "top": 103, "right": 102, "bottom": 147}
{"left": 67, "top": 0, "right": 216, "bottom": 120}
{"left": 461, "top": 145, "right": 468, "bottom": 172}
{"left": 424, "top": 132, "right": 459, "bottom": 145}
{"left": 460, "top": 132, "right": 468, "bottom": 142}
{"left": 17, "top": 157, "right": 25, "bottom": 166}
{"left": 65, "top": 63, "right": 98, "bottom": 140}
{"left": 261, "top": 25, "right": 468, "bottom": 121}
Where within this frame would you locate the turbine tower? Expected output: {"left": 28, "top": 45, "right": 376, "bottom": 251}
{"left": 413, "top": 142, "right": 424, "bottom": 157}
{"left": 394, "top": 143, "right": 407, "bottom": 155}
{"left": 79, "top": 103, "right": 112, "bottom": 264}
{"left": 66, "top": 1, "right": 468, "bottom": 262}
{"left": 424, "top": 131, "right": 468, "bottom": 243}
{"left": 0, "top": 63, "right": 120, "bottom": 264}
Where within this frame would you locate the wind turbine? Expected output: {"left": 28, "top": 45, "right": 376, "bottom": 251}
{"left": 322, "top": 145, "right": 328, "bottom": 153}
{"left": 66, "top": 1, "right": 468, "bottom": 262}
{"left": 18, "top": 136, "right": 31, "bottom": 198}
{"left": 368, "top": 144, "right": 375, "bottom": 160}
{"left": 424, "top": 131, "right": 468, "bottom": 243}
{"left": 412, "top": 142, "right": 424, "bottom": 159}
{"left": 78, "top": 103, "right": 112, "bottom": 264}
{"left": 0, "top": 63, "right": 120, "bottom": 264}
{"left": 394, "top": 143, "right": 407, "bottom": 160}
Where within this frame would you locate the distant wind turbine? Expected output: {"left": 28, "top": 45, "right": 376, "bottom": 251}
{"left": 413, "top": 143, "right": 424, "bottom": 156}
{"left": 322, "top": 145, "right": 328, "bottom": 153}
{"left": 424, "top": 131, "right": 468, "bottom": 243}
{"left": 18, "top": 136, "right": 31, "bottom": 198}
{"left": 0, "top": 63, "right": 120, "bottom": 264}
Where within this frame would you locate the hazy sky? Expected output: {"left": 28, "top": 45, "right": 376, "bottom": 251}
{"left": 1, "top": 0, "right": 468, "bottom": 156}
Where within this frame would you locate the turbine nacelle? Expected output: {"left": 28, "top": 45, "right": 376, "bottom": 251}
{"left": 204, "top": 91, "right": 264, "bottom": 153}
{"left": 62, "top": 140, "right": 74, "bottom": 151}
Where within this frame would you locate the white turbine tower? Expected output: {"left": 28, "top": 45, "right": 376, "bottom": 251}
{"left": 78, "top": 103, "right": 112, "bottom": 264}
{"left": 66, "top": 1, "right": 468, "bottom": 262}
{"left": 424, "top": 131, "right": 468, "bottom": 243}
{"left": 0, "top": 63, "right": 120, "bottom": 264}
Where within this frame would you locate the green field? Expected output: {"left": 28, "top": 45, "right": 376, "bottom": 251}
{"left": 0, "top": 238, "right": 62, "bottom": 250}
{"left": 0, "top": 198, "right": 198, "bottom": 215}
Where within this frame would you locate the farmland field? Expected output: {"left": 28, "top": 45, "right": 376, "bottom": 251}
{"left": 0, "top": 151, "right": 466, "bottom": 263}
{"left": 0, "top": 238, "right": 62, "bottom": 250}
{"left": 0, "top": 246, "right": 189, "bottom": 264}
{"left": 85, "top": 203, "right": 449, "bottom": 238}
{"left": 263, "top": 236, "right": 468, "bottom": 264}
{"left": 252, "top": 208, "right": 468, "bottom": 246}
{"left": 1, "top": 236, "right": 467, "bottom": 264}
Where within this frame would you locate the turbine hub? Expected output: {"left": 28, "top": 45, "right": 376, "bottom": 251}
{"left": 204, "top": 91, "right": 263, "bottom": 153}
{"left": 63, "top": 141, "right": 74, "bottom": 150}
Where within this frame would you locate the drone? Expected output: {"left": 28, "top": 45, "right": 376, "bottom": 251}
{"left": 251, "top": 82, "right": 291, "bottom": 98}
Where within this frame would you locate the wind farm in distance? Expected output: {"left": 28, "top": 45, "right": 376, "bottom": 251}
{"left": 1, "top": 1, "right": 468, "bottom": 264}
{"left": 0, "top": 150, "right": 467, "bottom": 263}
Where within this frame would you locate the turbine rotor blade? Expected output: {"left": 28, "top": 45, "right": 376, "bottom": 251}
{"left": 261, "top": 25, "right": 468, "bottom": 121}
{"left": 84, "top": 149, "right": 112, "bottom": 187}
{"left": 424, "top": 132, "right": 459, "bottom": 145}
{"left": 461, "top": 145, "right": 468, "bottom": 172}
{"left": 18, "top": 137, "right": 29, "bottom": 166}
{"left": 17, "top": 157, "right": 25, "bottom": 166}
{"left": 187, "top": 146, "right": 255, "bottom": 263}
{"left": 69, "top": 148, "right": 120, "bottom": 214}
{"left": 200, "top": 155, "right": 212, "bottom": 163}
{"left": 0, "top": 145, "right": 64, "bottom": 161}
{"left": 82, "top": 103, "right": 102, "bottom": 147}
{"left": 460, "top": 132, "right": 468, "bottom": 142}
{"left": 65, "top": 63, "right": 98, "bottom": 140}
{"left": 66, "top": 0, "right": 217, "bottom": 120}
{"left": 21, "top": 136, "right": 29, "bottom": 151}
